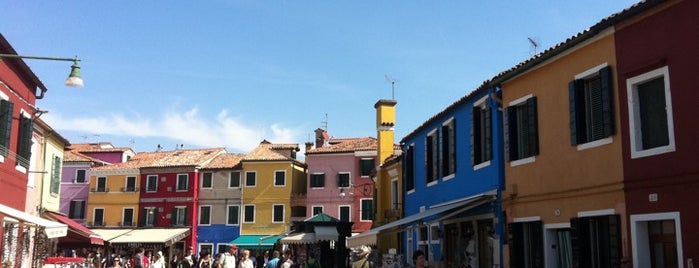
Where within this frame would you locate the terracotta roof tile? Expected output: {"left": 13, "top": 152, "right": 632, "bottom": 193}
{"left": 202, "top": 153, "right": 245, "bottom": 169}
{"left": 69, "top": 142, "right": 133, "bottom": 153}
{"left": 92, "top": 148, "right": 226, "bottom": 170}
{"left": 243, "top": 140, "right": 300, "bottom": 161}
{"left": 63, "top": 150, "right": 110, "bottom": 166}
{"left": 306, "top": 137, "right": 378, "bottom": 154}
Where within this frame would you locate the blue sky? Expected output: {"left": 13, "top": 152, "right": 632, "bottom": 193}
{"left": 2, "top": 1, "right": 639, "bottom": 154}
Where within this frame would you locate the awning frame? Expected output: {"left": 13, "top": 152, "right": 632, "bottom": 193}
{"left": 347, "top": 190, "right": 496, "bottom": 248}
{"left": 0, "top": 204, "right": 67, "bottom": 239}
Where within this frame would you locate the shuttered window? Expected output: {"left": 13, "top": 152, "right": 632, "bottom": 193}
{"left": 472, "top": 101, "right": 492, "bottom": 165}
{"left": 569, "top": 65, "right": 614, "bottom": 145}
{"left": 404, "top": 144, "right": 415, "bottom": 191}
{"left": 0, "top": 100, "right": 13, "bottom": 157}
{"left": 441, "top": 119, "right": 456, "bottom": 177}
{"left": 508, "top": 221, "right": 544, "bottom": 268}
{"left": 570, "top": 214, "right": 622, "bottom": 268}
{"left": 310, "top": 173, "right": 325, "bottom": 188}
{"left": 505, "top": 96, "right": 539, "bottom": 161}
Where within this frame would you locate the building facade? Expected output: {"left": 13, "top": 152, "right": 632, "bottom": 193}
{"left": 614, "top": 0, "right": 699, "bottom": 266}
{"left": 197, "top": 153, "right": 245, "bottom": 255}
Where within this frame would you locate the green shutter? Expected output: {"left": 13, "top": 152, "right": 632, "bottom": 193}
{"left": 0, "top": 100, "right": 12, "bottom": 155}
{"left": 505, "top": 106, "right": 517, "bottom": 161}
{"left": 508, "top": 222, "right": 524, "bottom": 268}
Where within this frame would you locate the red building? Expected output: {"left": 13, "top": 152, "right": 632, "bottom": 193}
{"left": 615, "top": 0, "right": 699, "bottom": 266}
{"left": 138, "top": 148, "right": 226, "bottom": 252}
{"left": 0, "top": 34, "right": 46, "bottom": 210}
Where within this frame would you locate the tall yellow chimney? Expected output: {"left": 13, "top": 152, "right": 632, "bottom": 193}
{"left": 375, "top": 99, "right": 397, "bottom": 164}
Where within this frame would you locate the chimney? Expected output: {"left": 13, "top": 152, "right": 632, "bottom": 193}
{"left": 314, "top": 128, "right": 329, "bottom": 148}
{"left": 305, "top": 142, "right": 313, "bottom": 156}
{"left": 375, "top": 99, "right": 397, "bottom": 164}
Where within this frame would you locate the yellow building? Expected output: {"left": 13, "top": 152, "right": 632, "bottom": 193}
{"left": 238, "top": 140, "right": 306, "bottom": 238}
{"left": 88, "top": 155, "right": 153, "bottom": 227}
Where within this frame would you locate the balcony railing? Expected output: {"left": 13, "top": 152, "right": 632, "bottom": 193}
{"left": 91, "top": 187, "right": 109, "bottom": 193}
{"left": 120, "top": 187, "right": 140, "bottom": 192}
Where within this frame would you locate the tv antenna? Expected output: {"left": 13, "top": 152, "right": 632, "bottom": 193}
{"left": 384, "top": 75, "right": 397, "bottom": 100}
{"left": 528, "top": 37, "right": 539, "bottom": 56}
{"left": 321, "top": 113, "right": 328, "bottom": 132}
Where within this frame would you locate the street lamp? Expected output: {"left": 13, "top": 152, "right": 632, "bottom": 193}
{"left": 0, "top": 54, "right": 83, "bottom": 87}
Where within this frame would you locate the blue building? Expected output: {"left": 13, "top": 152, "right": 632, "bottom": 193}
{"left": 398, "top": 83, "right": 505, "bottom": 267}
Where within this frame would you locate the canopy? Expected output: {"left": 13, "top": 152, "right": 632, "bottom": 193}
{"left": 0, "top": 204, "right": 66, "bottom": 239}
{"left": 91, "top": 228, "right": 134, "bottom": 241}
{"left": 45, "top": 211, "right": 104, "bottom": 245}
{"left": 347, "top": 191, "right": 496, "bottom": 248}
{"left": 279, "top": 232, "right": 316, "bottom": 245}
{"left": 314, "top": 226, "right": 339, "bottom": 241}
{"left": 106, "top": 228, "right": 190, "bottom": 246}
{"left": 230, "top": 235, "right": 284, "bottom": 249}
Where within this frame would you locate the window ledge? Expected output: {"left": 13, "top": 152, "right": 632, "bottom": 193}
{"left": 442, "top": 174, "right": 455, "bottom": 181}
{"left": 473, "top": 160, "right": 491, "bottom": 171}
{"left": 510, "top": 156, "right": 536, "bottom": 167}
{"left": 577, "top": 137, "right": 613, "bottom": 151}
{"left": 631, "top": 144, "right": 676, "bottom": 159}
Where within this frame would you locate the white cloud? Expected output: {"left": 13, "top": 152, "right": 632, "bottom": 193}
{"left": 41, "top": 107, "right": 303, "bottom": 153}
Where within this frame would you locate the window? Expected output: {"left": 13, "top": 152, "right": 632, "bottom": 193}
{"left": 16, "top": 115, "right": 32, "bottom": 168}
{"left": 229, "top": 171, "right": 241, "bottom": 188}
{"left": 69, "top": 200, "right": 85, "bottom": 219}
{"left": 404, "top": 144, "right": 415, "bottom": 192}
{"left": 245, "top": 171, "right": 257, "bottom": 187}
{"left": 570, "top": 64, "right": 615, "bottom": 146}
{"left": 508, "top": 221, "right": 543, "bottom": 267}
{"left": 505, "top": 95, "right": 539, "bottom": 162}
{"left": 627, "top": 66, "right": 675, "bottom": 158}
{"left": 312, "top": 206, "right": 323, "bottom": 215}
{"left": 142, "top": 207, "right": 156, "bottom": 227}
{"left": 226, "top": 205, "right": 240, "bottom": 225}
{"left": 95, "top": 177, "right": 107, "bottom": 192}
{"left": 570, "top": 215, "right": 622, "bottom": 267}
{"left": 171, "top": 207, "right": 188, "bottom": 226}
{"left": 339, "top": 206, "right": 350, "bottom": 222}
{"left": 227, "top": 205, "right": 240, "bottom": 225}
{"left": 75, "top": 170, "right": 87, "bottom": 183}
{"left": 441, "top": 119, "right": 456, "bottom": 177}
{"left": 310, "top": 173, "right": 325, "bottom": 188}
{"left": 125, "top": 176, "right": 137, "bottom": 192}
{"left": 337, "top": 172, "right": 350, "bottom": 188}
{"left": 273, "top": 204, "right": 284, "bottom": 223}
{"left": 50, "top": 155, "right": 61, "bottom": 194}
{"left": 0, "top": 99, "right": 13, "bottom": 157}
{"left": 122, "top": 208, "right": 134, "bottom": 227}
{"left": 360, "top": 199, "right": 373, "bottom": 221}
{"left": 93, "top": 208, "right": 105, "bottom": 226}
{"left": 199, "top": 206, "right": 212, "bottom": 225}
{"left": 176, "top": 174, "right": 188, "bottom": 191}
{"left": 473, "top": 97, "right": 492, "bottom": 166}
{"left": 274, "top": 171, "right": 286, "bottom": 186}
{"left": 244, "top": 205, "right": 255, "bottom": 223}
{"left": 146, "top": 175, "right": 158, "bottom": 192}
{"left": 426, "top": 130, "right": 438, "bottom": 184}
{"left": 202, "top": 172, "right": 213, "bottom": 189}
{"left": 359, "top": 158, "right": 375, "bottom": 177}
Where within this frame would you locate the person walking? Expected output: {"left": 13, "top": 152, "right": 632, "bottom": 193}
{"left": 279, "top": 250, "right": 293, "bottom": 268}
{"left": 265, "top": 251, "right": 280, "bottom": 268}
{"left": 219, "top": 245, "right": 238, "bottom": 268}
{"left": 413, "top": 250, "right": 426, "bottom": 268}
{"left": 199, "top": 252, "right": 214, "bottom": 268}
{"left": 237, "top": 250, "right": 254, "bottom": 268}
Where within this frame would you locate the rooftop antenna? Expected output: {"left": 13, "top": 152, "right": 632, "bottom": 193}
{"left": 129, "top": 138, "right": 136, "bottom": 151}
{"left": 321, "top": 113, "right": 328, "bottom": 132}
{"left": 528, "top": 37, "right": 539, "bottom": 56}
{"left": 80, "top": 135, "right": 88, "bottom": 141}
{"left": 384, "top": 75, "right": 396, "bottom": 100}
